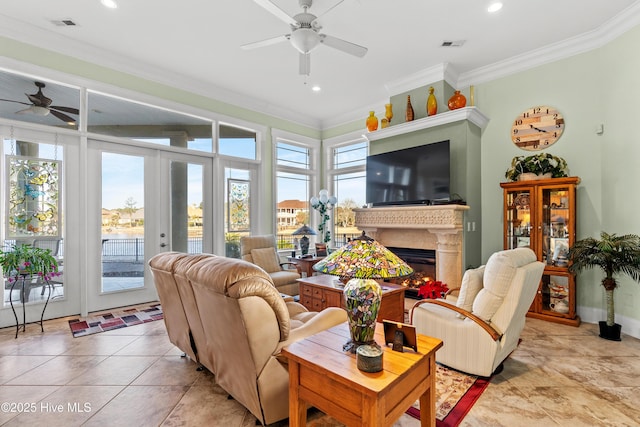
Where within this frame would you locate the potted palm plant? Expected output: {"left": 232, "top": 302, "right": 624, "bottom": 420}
{"left": 567, "top": 232, "right": 640, "bottom": 341}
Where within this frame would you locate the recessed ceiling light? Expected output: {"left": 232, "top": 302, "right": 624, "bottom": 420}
{"left": 311, "top": 85, "right": 321, "bottom": 92}
{"left": 101, "top": 0, "right": 118, "bottom": 9}
{"left": 488, "top": 2, "right": 503, "bottom": 13}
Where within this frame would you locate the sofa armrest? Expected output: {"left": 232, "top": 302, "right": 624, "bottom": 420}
{"left": 411, "top": 299, "right": 502, "bottom": 341}
{"left": 276, "top": 307, "right": 347, "bottom": 353}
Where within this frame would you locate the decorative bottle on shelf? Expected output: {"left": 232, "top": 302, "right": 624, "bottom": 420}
{"left": 365, "top": 111, "right": 378, "bottom": 132}
{"left": 405, "top": 95, "right": 414, "bottom": 122}
{"left": 384, "top": 103, "right": 393, "bottom": 124}
{"left": 448, "top": 90, "right": 467, "bottom": 110}
{"left": 427, "top": 86, "right": 437, "bottom": 116}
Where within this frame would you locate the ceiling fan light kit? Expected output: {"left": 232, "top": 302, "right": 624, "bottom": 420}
{"left": 244, "top": 0, "right": 367, "bottom": 75}
{"left": 0, "top": 81, "right": 79, "bottom": 125}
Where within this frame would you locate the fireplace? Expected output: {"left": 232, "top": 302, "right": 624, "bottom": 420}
{"left": 387, "top": 247, "right": 436, "bottom": 299}
{"left": 354, "top": 204, "right": 469, "bottom": 292}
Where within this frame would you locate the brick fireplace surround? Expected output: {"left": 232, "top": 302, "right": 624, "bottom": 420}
{"left": 354, "top": 205, "right": 469, "bottom": 288}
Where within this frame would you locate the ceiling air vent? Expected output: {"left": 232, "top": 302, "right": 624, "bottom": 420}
{"left": 441, "top": 40, "right": 466, "bottom": 47}
{"left": 51, "top": 19, "right": 77, "bottom": 27}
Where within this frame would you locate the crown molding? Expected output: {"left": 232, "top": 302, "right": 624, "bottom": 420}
{"left": 2, "top": 2, "right": 640, "bottom": 133}
{"left": 458, "top": 1, "right": 640, "bottom": 87}
{"left": 384, "top": 62, "right": 459, "bottom": 96}
{"left": 0, "top": 16, "right": 322, "bottom": 130}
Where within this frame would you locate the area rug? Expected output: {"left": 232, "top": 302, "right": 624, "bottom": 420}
{"left": 405, "top": 363, "right": 491, "bottom": 427}
{"left": 68, "top": 304, "right": 163, "bottom": 337}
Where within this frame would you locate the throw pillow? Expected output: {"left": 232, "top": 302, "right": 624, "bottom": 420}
{"left": 251, "top": 248, "right": 281, "bottom": 273}
{"left": 456, "top": 265, "right": 485, "bottom": 314}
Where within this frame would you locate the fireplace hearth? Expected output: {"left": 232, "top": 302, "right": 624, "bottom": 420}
{"left": 354, "top": 204, "right": 469, "bottom": 290}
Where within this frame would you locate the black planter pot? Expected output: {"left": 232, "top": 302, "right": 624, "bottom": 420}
{"left": 599, "top": 321, "right": 622, "bottom": 341}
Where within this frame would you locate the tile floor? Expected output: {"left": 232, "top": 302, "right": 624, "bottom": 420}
{"left": 0, "top": 306, "right": 639, "bottom": 426}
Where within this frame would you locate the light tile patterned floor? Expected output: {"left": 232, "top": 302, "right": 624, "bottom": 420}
{"left": 0, "top": 306, "right": 639, "bottom": 426}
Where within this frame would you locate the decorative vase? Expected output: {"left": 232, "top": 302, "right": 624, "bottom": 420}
{"left": 365, "top": 111, "right": 378, "bottom": 132}
{"left": 448, "top": 90, "right": 467, "bottom": 110}
{"left": 427, "top": 87, "right": 437, "bottom": 116}
{"left": 380, "top": 117, "right": 389, "bottom": 128}
{"left": 405, "top": 95, "right": 414, "bottom": 122}
{"left": 384, "top": 103, "right": 393, "bottom": 124}
{"left": 343, "top": 278, "right": 382, "bottom": 352}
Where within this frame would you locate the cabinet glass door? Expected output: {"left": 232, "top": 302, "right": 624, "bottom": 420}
{"left": 540, "top": 186, "right": 571, "bottom": 266}
{"left": 540, "top": 273, "right": 571, "bottom": 314}
{"left": 505, "top": 189, "right": 532, "bottom": 250}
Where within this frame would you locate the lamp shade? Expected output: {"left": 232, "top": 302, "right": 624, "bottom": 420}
{"left": 292, "top": 224, "right": 317, "bottom": 236}
{"left": 313, "top": 232, "right": 413, "bottom": 279}
{"left": 313, "top": 232, "right": 414, "bottom": 353}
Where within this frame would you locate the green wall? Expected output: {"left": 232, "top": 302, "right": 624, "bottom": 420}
{"left": 325, "top": 26, "right": 640, "bottom": 329}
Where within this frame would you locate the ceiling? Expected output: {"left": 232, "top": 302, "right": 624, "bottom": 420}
{"left": 0, "top": 0, "right": 639, "bottom": 129}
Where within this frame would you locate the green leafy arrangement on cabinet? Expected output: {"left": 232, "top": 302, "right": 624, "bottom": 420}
{"left": 505, "top": 153, "right": 569, "bottom": 181}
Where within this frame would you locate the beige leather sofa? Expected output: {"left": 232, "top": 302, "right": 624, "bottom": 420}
{"left": 149, "top": 252, "right": 347, "bottom": 425}
{"left": 411, "top": 248, "right": 544, "bottom": 377}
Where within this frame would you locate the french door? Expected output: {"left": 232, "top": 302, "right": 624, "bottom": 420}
{"left": 87, "top": 140, "right": 212, "bottom": 312}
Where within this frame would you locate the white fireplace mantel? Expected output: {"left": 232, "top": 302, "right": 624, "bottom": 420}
{"left": 354, "top": 205, "right": 469, "bottom": 287}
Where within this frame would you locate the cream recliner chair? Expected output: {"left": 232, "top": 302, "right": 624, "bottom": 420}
{"left": 411, "top": 247, "right": 544, "bottom": 377}
{"left": 240, "top": 234, "right": 301, "bottom": 296}
{"left": 185, "top": 254, "right": 346, "bottom": 425}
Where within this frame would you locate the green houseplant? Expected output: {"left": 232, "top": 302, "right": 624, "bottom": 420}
{"left": 568, "top": 232, "right": 640, "bottom": 341}
{"left": 0, "top": 243, "right": 60, "bottom": 284}
{"left": 505, "top": 153, "right": 569, "bottom": 182}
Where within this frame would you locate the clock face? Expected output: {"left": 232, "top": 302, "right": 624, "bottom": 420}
{"left": 511, "top": 106, "right": 564, "bottom": 150}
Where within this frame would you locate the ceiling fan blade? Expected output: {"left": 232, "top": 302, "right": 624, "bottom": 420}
{"left": 320, "top": 34, "right": 368, "bottom": 57}
{"left": 253, "top": 0, "right": 297, "bottom": 26}
{"left": 0, "top": 98, "right": 31, "bottom": 106}
{"left": 241, "top": 34, "right": 290, "bottom": 50}
{"left": 50, "top": 109, "right": 76, "bottom": 124}
{"left": 299, "top": 53, "right": 311, "bottom": 76}
{"left": 50, "top": 105, "right": 80, "bottom": 115}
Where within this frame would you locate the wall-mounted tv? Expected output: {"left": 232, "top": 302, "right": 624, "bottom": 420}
{"left": 366, "top": 140, "right": 450, "bottom": 206}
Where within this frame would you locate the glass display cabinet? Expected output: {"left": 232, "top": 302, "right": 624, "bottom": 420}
{"left": 500, "top": 176, "right": 580, "bottom": 326}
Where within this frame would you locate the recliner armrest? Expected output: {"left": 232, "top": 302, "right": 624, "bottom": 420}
{"left": 411, "top": 299, "right": 502, "bottom": 341}
{"left": 276, "top": 307, "right": 347, "bottom": 353}
{"left": 279, "top": 262, "right": 300, "bottom": 273}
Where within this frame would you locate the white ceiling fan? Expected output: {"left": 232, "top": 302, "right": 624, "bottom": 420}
{"left": 242, "top": 0, "right": 368, "bottom": 76}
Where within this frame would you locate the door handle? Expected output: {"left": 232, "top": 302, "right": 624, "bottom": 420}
{"left": 160, "top": 243, "right": 167, "bottom": 248}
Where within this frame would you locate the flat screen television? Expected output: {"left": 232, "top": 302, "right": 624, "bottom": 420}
{"left": 366, "top": 140, "right": 450, "bottom": 206}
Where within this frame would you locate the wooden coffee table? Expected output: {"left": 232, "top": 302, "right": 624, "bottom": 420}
{"left": 283, "top": 322, "right": 443, "bottom": 427}
{"left": 297, "top": 274, "right": 406, "bottom": 323}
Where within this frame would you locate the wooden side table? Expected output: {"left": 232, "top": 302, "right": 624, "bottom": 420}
{"left": 283, "top": 322, "right": 443, "bottom": 427}
{"left": 287, "top": 256, "right": 323, "bottom": 277}
{"left": 297, "top": 274, "right": 405, "bottom": 323}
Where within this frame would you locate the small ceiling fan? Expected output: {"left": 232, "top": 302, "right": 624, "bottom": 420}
{"left": 242, "top": 0, "right": 368, "bottom": 76}
{"left": 0, "top": 81, "right": 79, "bottom": 124}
